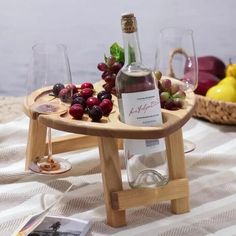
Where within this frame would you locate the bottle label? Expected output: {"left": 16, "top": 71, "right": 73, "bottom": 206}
{"left": 122, "top": 89, "right": 165, "bottom": 154}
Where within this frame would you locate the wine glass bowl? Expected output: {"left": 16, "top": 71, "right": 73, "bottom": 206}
{"left": 154, "top": 27, "right": 198, "bottom": 153}
{"left": 26, "top": 43, "right": 73, "bottom": 174}
{"left": 156, "top": 27, "right": 198, "bottom": 92}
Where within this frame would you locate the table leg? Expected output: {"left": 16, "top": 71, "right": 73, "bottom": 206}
{"left": 165, "top": 128, "right": 190, "bottom": 214}
{"left": 98, "top": 137, "right": 126, "bottom": 227}
{"left": 25, "top": 118, "right": 47, "bottom": 170}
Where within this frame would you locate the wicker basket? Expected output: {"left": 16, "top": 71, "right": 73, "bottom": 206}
{"left": 193, "top": 94, "right": 236, "bottom": 125}
{"left": 166, "top": 48, "right": 236, "bottom": 125}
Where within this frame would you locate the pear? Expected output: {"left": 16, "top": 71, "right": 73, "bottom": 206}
{"left": 218, "top": 76, "right": 236, "bottom": 89}
{"left": 225, "top": 59, "right": 236, "bottom": 78}
{"left": 206, "top": 84, "right": 236, "bottom": 102}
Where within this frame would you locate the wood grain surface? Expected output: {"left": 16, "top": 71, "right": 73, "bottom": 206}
{"left": 24, "top": 79, "right": 196, "bottom": 139}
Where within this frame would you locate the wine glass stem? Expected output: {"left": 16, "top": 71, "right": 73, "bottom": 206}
{"left": 47, "top": 127, "right": 53, "bottom": 161}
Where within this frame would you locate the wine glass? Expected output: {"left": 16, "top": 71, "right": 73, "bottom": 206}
{"left": 26, "top": 43, "right": 73, "bottom": 174}
{"left": 154, "top": 27, "right": 198, "bottom": 153}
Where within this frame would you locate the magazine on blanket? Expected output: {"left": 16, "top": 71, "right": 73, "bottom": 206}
{"left": 19, "top": 215, "right": 90, "bottom": 236}
{"left": 12, "top": 184, "right": 91, "bottom": 236}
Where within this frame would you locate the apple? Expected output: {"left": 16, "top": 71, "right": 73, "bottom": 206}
{"left": 197, "top": 56, "right": 226, "bottom": 79}
{"left": 194, "top": 71, "right": 220, "bottom": 96}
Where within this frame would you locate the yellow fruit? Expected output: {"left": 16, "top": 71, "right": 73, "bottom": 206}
{"left": 226, "top": 60, "right": 236, "bottom": 78}
{"left": 218, "top": 76, "right": 236, "bottom": 89}
{"left": 206, "top": 84, "right": 236, "bottom": 102}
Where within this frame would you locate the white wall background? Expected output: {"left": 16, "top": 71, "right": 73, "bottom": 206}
{"left": 0, "top": 0, "right": 236, "bottom": 95}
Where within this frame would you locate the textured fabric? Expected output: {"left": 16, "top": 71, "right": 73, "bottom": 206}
{"left": 0, "top": 96, "right": 23, "bottom": 123}
{"left": 0, "top": 115, "right": 236, "bottom": 236}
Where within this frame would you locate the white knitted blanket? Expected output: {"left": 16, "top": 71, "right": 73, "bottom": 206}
{"left": 0, "top": 114, "right": 236, "bottom": 236}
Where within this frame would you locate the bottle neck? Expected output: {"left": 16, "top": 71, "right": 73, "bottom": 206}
{"left": 122, "top": 31, "right": 142, "bottom": 66}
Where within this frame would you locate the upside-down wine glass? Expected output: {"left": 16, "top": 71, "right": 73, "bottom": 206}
{"left": 154, "top": 27, "right": 198, "bottom": 153}
{"left": 26, "top": 43, "right": 72, "bottom": 174}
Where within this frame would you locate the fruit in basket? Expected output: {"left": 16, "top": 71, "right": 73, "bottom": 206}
{"left": 226, "top": 59, "right": 236, "bottom": 78}
{"left": 206, "top": 84, "right": 236, "bottom": 102}
{"left": 198, "top": 56, "right": 226, "bottom": 79}
{"left": 194, "top": 71, "right": 220, "bottom": 96}
{"left": 218, "top": 76, "right": 236, "bottom": 89}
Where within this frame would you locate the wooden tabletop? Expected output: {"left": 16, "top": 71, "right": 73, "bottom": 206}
{"left": 24, "top": 80, "right": 196, "bottom": 139}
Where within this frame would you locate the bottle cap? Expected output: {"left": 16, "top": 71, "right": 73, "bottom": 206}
{"left": 121, "top": 13, "right": 137, "bottom": 33}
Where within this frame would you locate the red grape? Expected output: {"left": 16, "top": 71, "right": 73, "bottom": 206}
{"left": 111, "top": 87, "right": 116, "bottom": 95}
{"left": 66, "top": 83, "right": 78, "bottom": 94}
{"left": 72, "top": 91, "right": 82, "bottom": 100}
{"left": 53, "top": 83, "right": 65, "bottom": 96}
{"left": 71, "top": 96, "right": 86, "bottom": 108}
{"left": 86, "top": 96, "right": 100, "bottom": 109}
{"left": 173, "top": 98, "right": 184, "bottom": 109}
{"left": 111, "top": 62, "right": 123, "bottom": 74}
{"left": 69, "top": 104, "right": 84, "bottom": 120}
{"left": 102, "top": 71, "right": 110, "bottom": 79}
{"left": 100, "top": 93, "right": 112, "bottom": 101}
{"left": 103, "top": 83, "right": 113, "bottom": 93}
{"left": 59, "top": 88, "right": 70, "bottom": 102}
{"left": 104, "top": 74, "right": 116, "bottom": 85}
{"left": 97, "top": 62, "right": 108, "bottom": 72}
{"left": 161, "top": 79, "right": 172, "bottom": 92}
{"left": 89, "top": 105, "right": 103, "bottom": 122}
{"left": 81, "top": 88, "right": 94, "bottom": 100}
{"left": 80, "top": 82, "right": 94, "bottom": 89}
{"left": 164, "top": 99, "right": 177, "bottom": 110}
{"left": 97, "top": 90, "right": 111, "bottom": 101}
{"left": 99, "top": 99, "right": 113, "bottom": 115}
{"left": 106, "top": 56, "right": 116, "bottom": 67}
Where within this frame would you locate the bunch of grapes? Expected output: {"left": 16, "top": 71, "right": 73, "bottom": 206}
{"left": 66, "top": 82, "right": 113, "bottom": 122}
{"left": 158, "top": 78, "right": 186, "bottom": 110}
{"left": 97, "top": 43, "right": 186, "bottom": 111}
{"left": 97, "top": 55, "right": 123, "bottom": 95}
{"left": 52, "top": 82, "right": 113, "bottom": 122}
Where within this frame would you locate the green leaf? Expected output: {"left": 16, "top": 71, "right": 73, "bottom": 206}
{"left": 110, "top": 42, "right": 124, "bottom": 63}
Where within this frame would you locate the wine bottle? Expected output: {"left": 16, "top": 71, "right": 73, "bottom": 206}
{"left": 116, "top": 13, "right": 169, "bottom": 188}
